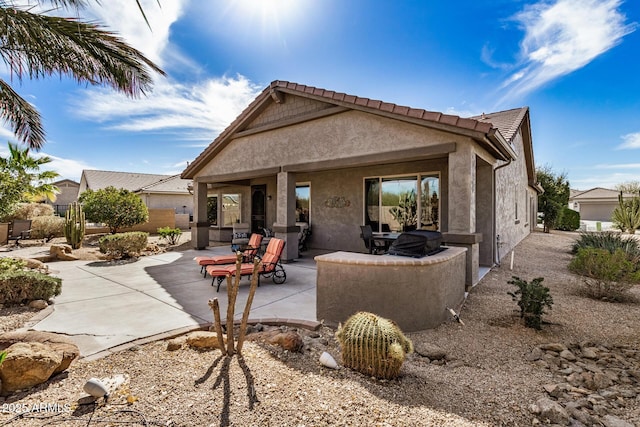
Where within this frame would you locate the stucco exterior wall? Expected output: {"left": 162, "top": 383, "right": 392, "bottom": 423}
{"left": 293, "top": 158, "right": 448, "bottom": 252}
{"left": 494, "top": 129, "right": 532, "bottom": 262}
{"left": 197, "top": 110, "right": 463, "bottom": 177}
{"left": 139, "top": 193, "right": 193, "bottom": 214}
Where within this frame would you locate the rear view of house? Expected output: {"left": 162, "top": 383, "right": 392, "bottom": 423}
{"left": 182, "top": 81, "right": 541, "bottom": 285}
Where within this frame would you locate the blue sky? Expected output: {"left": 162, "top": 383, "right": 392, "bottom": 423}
{"left": 2, "top": 0, "right": 639, "bottom": 190}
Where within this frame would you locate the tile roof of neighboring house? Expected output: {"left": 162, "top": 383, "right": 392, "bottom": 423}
{"left": 471, "top": 107, "right": 529, "bottom": 143}
{"left": 570, "top": 187, "right": 629, "bottom": 200}
{"left": 81, "top": 170, "right": 190, "bottom": 194}
{"left": 183, "top": 80, "right": 525, "bottom": 178}
{"left": 138, "top": 174, "right": 192, "bottom": 194}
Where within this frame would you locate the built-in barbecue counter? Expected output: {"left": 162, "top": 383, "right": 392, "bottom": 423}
{"left": 314, "top": 246, "right": 467, "bottom": 332}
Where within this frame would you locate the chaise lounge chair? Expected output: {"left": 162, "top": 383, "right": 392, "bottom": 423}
{"left": 206, "top": 238, "right": 286, "bottom": 292}
{"left": 194, "top": 233, "right": 263, "bottom": 277}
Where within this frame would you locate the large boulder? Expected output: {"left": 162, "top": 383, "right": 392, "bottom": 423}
{"left": 0, "top": 342, "right": 62, "bottom": 395}
{"left": 0, "top": 330, "right": 80, "bottom": 373}
{"left": 50, "top": 244, "right": 78, "bottom": 261}
{"left": 185, "top": 331, "right": 225, "bottom": 349}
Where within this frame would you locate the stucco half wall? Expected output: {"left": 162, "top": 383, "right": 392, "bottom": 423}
{"left": 315, "top": 247, "right": 467, "bottom": 332}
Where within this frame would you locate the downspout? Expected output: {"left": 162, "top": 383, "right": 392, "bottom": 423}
{"left": 493, "top": 159, "right": 512, "bottom": 266}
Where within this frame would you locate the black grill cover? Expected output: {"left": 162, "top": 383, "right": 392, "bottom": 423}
{"left": 388, "top": 230, "right": 443, "bottom": 258}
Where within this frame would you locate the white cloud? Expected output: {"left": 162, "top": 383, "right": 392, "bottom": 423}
{"left": 595, "top": 162, "right": 640, "bottom": 169}
{"left": 500, "top": 0, "right": 635, "bottom": 101}
{"left": 45, "top": 154, "right": 94, "bottom": 182}
{"left": 571, "top": 172, "right": 640, "bottom": 190}
{"left": 617, "top": 132, "right": 640, "bottom": 149}
{"left": 73, "top": 74, "right": 263, "bottom": 141}
{"left": 64, "top": 1, "right": 264, "bottom": 143}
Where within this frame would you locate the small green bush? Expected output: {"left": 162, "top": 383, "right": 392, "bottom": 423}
{"left": 0, "top": 257, "right": 26, "bottom": 272}
{"left": 569, "top": 248, "right": 640, "bottom": 301}
{"left": 0, "top": 270, "right": 62, "bottom": 304}
{"left": 571, "top": 231, "right": 640, "bottom": 259}
{"left": 556, "top": 207, "right": 580, "bottom": 231}
{"left": 30, "top": 215, "right": 65, "bottom": 241}
{"left": 507, "top": 276, "right": 553, "bottom": 330}
{"left": 99, "top": 232, "right": 149, "bottom": 258}
{"left": 157, "top": 227, "right": 182, "bottom": 245}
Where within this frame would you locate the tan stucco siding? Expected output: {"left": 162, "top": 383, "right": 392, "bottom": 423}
{"left": 140, "top": 194, "right": 194, "bottom": 214}
{"left": 196, "top": 111, "right": 462, "bottom": 178}
{"left": 495, "top": 129, "right": 531, "bottom": 262}
{"left": 293, "top": 159, "right": 448, "bottom": 252}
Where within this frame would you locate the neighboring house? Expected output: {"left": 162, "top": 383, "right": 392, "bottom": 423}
{"left": 569, "top": 187, "right": 630, "bottom": 222}
{"left": 78, "top": 170, "right": 193, "bottom": 215}
{"left": 47, "top": 179, "right": 80, "bottom": 215}
{"left": 182, "top": 81, "right": 541, "bottom": 286}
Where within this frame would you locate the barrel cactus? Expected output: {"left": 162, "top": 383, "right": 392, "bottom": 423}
{"left": 336, "top": 311, "right": 413, "bottom": 379}
{"left": 64, "top": 202, "right": 85, "bottom": 249}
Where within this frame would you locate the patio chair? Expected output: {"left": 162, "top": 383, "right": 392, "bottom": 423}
{"left": 194, "top": 233, "right": 263, "bottom": 277}
{"left": 8, "top": 220, "right": 32, "bottom": 247}
{"left": 360, "top": 225, "right": 386, "bottom": 254}
{"left": 231, "top": 222, "right": 250, "bottom": 251}
{"left": 206, "top": 238, "right": 286, "bottom": 292}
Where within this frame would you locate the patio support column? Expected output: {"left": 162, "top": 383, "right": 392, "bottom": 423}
{"left": 443, "top": 144, "right": 482, "bottom": 287}
{"left": 273, "top": 171, "right": 299, "bottom": 261}
{"left": 191, "top": 181, "right": 209, "bottom": 250}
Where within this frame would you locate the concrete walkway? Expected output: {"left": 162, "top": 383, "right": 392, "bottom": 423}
{"left": 6, "top": 245, "right": 320, "bottom": 359}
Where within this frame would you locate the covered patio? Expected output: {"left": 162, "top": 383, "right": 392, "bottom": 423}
{"left": 182, "top": 81, "right": 540, "bottom": 287}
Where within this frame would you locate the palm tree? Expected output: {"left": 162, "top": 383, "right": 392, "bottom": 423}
{"left": 0, "top": 0, "right": 165, "bottom": 150}
{"left": 0, "top": 142, "right": 60, "bottom": 202}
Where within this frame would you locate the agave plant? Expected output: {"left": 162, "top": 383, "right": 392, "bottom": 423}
{"left": 611, "top": 192, "right": 640, "bottom": 234}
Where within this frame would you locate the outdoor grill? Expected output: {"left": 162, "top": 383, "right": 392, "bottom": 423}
{"left": 387, "top": 230, "right": 445, "bottom": 258}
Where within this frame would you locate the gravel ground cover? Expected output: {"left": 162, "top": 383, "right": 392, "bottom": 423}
{"left": 0, "top": 230, "right": 638, "bottom": 426}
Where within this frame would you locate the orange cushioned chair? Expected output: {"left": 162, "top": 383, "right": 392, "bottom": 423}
{"left": 206, "top": 238, "right": 286, "bottom": 292}
{"left": 194, "top": 233, "right": 263, "bottom": 277}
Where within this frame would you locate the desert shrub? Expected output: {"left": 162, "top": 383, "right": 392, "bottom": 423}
{"left": 0, "top": 257, "right": 26, "bottom": 272}
{"left": 507, "top": 276, "right": 553, "bottom": 330}
{"left": 79, "top": 187, "right": 149, "bottom": 233}
{"left": 30, "top": 215, "right": 65, "bottom": 241}
{"left": 556, "top": 207, "right": 580, "bottom": 231}
{"left": 571, "top": 231, "right": 640, "bottom": 259}
{"left": 4, "top": 203, "right": 54, "bottom": 221}
{"left": 157, "top": 227, "right": 182, "bottom": 245}
{"left": 569, "top": 248, "right": 640, "bottom": 301}
{"left": 99, "top": 232, "right": 148, "bottom": 258}
{"left": 0, "top": 270, "right": 62, "bottom": 304}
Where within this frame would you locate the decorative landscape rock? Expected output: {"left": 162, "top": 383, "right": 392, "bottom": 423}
{"left": 0, "top": 330, "right": 80, "bottom": 373}
{"left": 28, "top": 299, "right": 48, "bottom": 310}
{"left": 185, "top": 331, "right": 225, "bottom": 349}
{"left": 414, "top": 342, "right": 447, "bottom": 361}
{"left": 268, "top": 331, "right": 304, "bottom": 352}
{"left": 50, "top": 244, "right": 78, "bottom": 261}
{"left": 530, "top": 342, "right": 639, "bottom": 426}
{"left": 0, "top": 342, "right": 63, "bottom": 395}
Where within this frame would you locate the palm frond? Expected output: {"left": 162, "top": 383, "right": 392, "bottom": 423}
{"left": 0, "top": 7, "right": 165, "bottom": 96}
{"left": 0, "top": 79, "right": 45, "bottom": 149}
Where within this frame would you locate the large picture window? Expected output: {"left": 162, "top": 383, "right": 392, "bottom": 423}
{"left": 365, "top": 173, "right": 439, "bottom": 232}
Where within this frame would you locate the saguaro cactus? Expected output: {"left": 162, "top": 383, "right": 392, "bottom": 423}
{"left": 336, "top": 311, "right": 413, "bottom": 379}
{"left": 64, "top": 202, "right": 85, "bottom": 249}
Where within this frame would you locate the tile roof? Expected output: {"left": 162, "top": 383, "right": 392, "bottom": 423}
{"left": 182, "top": 80, "right": 527, "bottom": 178}
{"left": 138, "top": 174, "right": 192, "bottom": 193}
{"left": 570, "top": 187, "right": 630, "bottom": 200}
{"left": 471, "top": 107, "right": 529, "bottom": 143}
{"left": 82, "top": 170, "right": 190, "bottom": 193}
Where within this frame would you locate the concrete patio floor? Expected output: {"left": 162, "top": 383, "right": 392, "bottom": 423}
{"left": 10, "top": 245, "right": 323, "bottom": 359}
